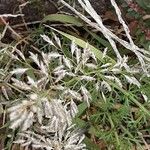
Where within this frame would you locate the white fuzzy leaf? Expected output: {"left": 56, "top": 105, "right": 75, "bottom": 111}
{"left": 66, "top": 72, "right": 76, "bottom": 77}
{"left": 81, "top": 86, "right": 91, "bottom": 107}
{"left": 85, "top": 63, "right": 97, "bottom": 69}
{"left": 11, "top": 78, "right": 31, "bottom": 90}
{"left": 63, "top": 56, "right": 73, "bottom": 70}
{"left": 29, "top": 52, "right": 40, "bottom": 67}
{"left": 55, "top": 71, "right": 66, "bottom": 83}
{"left": 1, "top": 86, "right": 9, "bottom": 100}
{"left": 14, "top": 139, "right": 26, "bottom": 144}
{"left": 42, "top": 52, "right": 50, "bottom": 66}
{"left": 10, "top": 68, "right": 28, "bottom": 75}
{"left": 52, "top": 32, "right": 61, "bottom": 48}
{"left": 22, "top": 111, "right": 34, "bottom": 131}
{"left": 48, "top": 52, "right": 61, "bottom": 58}
{"left": 101, "top": 81, "right": 112, "bottom": 92}
{"left": 41, "top": 34, "right": 55, "bottom": 46}
{"left": 75, "top": 48, "right": 81, "bottom": 64}
{"left": 53, "top": 65, "right": 64, "bottom": 72}
{"left": 101, "top": 63, "right": 112, "bottom": 68}
{"left": 70, "top": 100, "right": 78, "bottom": 118}
{"left": 27, "top": 76, "right": 36, "bottom": 87}
{"left": 114, "top": 77, "right": 123, "bottom": 88}
{"left": 142, "top": 93, "right": 148, "bottom": 102}
{"left": 102, "top": 48, "right": 108, "bottom": 59}
{"left": 64, "top": 89, "right": 82, "bottom": 100}
{"left": 71, "top": 40, "right": 76, "bottom": 56}
{"left": 10, "top": 110, "right": 27, "bottom": 129}
{"left": 80, "top": 75, "right": 96, "bottom": 81}
{"left": 124, "top": 75, "right": 141, "bottom": 87}
{"left": 15, "top": 49, "right": 25, "bottom": 60}
{"left": 101, "top": 92, "right": 106, "bottom": 102}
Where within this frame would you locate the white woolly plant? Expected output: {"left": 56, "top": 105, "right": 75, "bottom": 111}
{"left": 1, "top": 1, "right": 149, "bottom": 149}
{"left": 9, "top": 94, "right": 86, "bottom": 150}
{"left": 4, "top": 1, "right": 149, "bottom": 148}
{"left": 5, "top": 36, "right": 148, "bottom": 150}
{"left": 8, "top": 94, "right": 76, "bottom": 131}
{"left": 6, "top": 27, "right": 148, "bottom": 149}
{"left": 14, "top": 127, "right": 86, "bottom": 150}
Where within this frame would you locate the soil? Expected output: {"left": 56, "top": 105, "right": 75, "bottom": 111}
{"left": 0, "top": 0, "right": 110, "bottom": 25}
{"left": 0, "top": 0, "right": 111, "bottom": 44}
{"left": 0, "top": 0, "right": 58, "bottom": 24}
{"left": 89, "top": 0, "right": 111, "bottom": 14}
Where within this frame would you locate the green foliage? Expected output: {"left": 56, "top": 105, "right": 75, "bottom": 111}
{"left": 1, "top": 0, "right": 150, "bottom": 149}
{"left": 42, "top": 14, "right": 83, "bottom": 26}
{"left": 136, "top": 0, "right": 150, "bottom": 11}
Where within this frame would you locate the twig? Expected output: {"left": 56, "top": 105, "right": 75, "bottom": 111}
{"left": 0, "top": 23, "right": 8, "bottom": 40}
{"left": 143, "top": 15, "right": 150, "bottom": 20}
{"left": 12, "top": 21, "right": 41, "bottom": 28}
{"left": 0, "top": 17, "right": 41, "bottom": 53}
{"left": 139, "top": 132, "right": 150, "bottom": 150}
{"left": 0, "top": 14, "right": 24, "bottom": 18}
{"left": 19, "top": 1, "right": 30, "bottom": 30}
